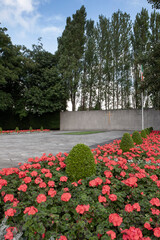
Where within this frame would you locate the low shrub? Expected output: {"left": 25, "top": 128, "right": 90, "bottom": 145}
{"left": 15, "top": 127, "right": 19, "bottom": 132}
{"left": 66, "top": 143, "right": 96, "bottom": 181}
{"left": 132, "top": 131, "right": 143, "bottom": 145}
{"left": 29, "top": 126, "right": 33, "bottom": 131}
{"left": 120, "top": 133, "right": 134, "bottom": 152}
{"left": 144, "top": 128, "right": 149, "bottom": 135}
{"left": 0, "top": 127, "right": 2, "bottom": 133}
{"left": 141, "top": 129, "right": 147, "bottom": 138}
{"left": 40, "top": 126, "right": 44, "bottom": 131}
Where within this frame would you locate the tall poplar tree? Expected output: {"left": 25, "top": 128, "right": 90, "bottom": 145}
{"left": 119, "top": 12, "right": 132, "bottom": 109}
{"left": 57, "top": 6, "right": 86, "bottom": 111}
{"left": 80, "top": 19, "right": 97, "bottom": 110}
{"left": 111, "top": 10, "right": 122, "bottom": 109}
{"left": 131, "top": 8, "right": 150, "bottom": 108}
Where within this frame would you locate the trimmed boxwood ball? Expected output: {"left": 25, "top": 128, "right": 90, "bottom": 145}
{"left": 141, "top": 129, "right": 147, "bottom": 138}
{"left": 120, "top": 133, "right": 134, "bottom": 152}
{"left": 144, "top": 128, "right": 149, "bottom": 135}
{"left": 66, "top": 143, "right": 96, "bottom": 181}
{"left": 132, "top": 131, "right": 143, "bottom": 145}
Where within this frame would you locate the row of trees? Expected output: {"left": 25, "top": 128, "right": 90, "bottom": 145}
{"left": 57, "top": 6, "right": 160, "bottom": 111}
{"left": 0, "top": 5, "right": 160, "bottom": 117}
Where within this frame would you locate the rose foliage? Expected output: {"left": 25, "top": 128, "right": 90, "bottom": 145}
{"left": 0, "top": 131, "right": 160, "bottom": 239}
{"left": 0, "top": 129, "right": 50, "bottom": 134}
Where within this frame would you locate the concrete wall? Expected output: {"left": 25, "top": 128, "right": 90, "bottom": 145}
{"left": 60, "top": 109, "right": 160, "bottom": 131}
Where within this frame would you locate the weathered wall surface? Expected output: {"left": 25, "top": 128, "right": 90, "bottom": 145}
{"left": 60, "top": 109, "right": 160, "bottom": 131}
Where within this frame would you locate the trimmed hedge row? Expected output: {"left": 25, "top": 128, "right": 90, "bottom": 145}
{"left": 0, "top": 111, "right": 60, "bottom": 130}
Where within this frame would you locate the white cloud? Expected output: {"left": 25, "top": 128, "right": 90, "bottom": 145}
{"left": 42, "top": 26, "right": 63, "bottom": 34}
{"left": 0, "top": 0, "right": 40, "bottom": 30}
{"left": 46, "top": 15, "right": 65, "bottom": 22}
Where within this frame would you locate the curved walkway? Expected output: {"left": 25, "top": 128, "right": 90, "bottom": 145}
{"left": 0, "top": 130, "right": 132, "bottom": 169}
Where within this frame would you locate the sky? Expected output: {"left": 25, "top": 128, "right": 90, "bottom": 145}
{"left": 0, "top": 0, "right": 159, "bottom": 54}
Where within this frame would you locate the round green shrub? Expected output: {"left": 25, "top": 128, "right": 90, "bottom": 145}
{"left": 0, "top": 127, "right": 2, "bottom": 133}
{"left": 149, "top": 127, "right": 153, "bottom": 133}
{"left": 150, "top": 127, "right": 153, "bottom": 132}
{"left": 40, "top": 126, "right": 43, "bottom": 131}
{"left": 15, "top": 127, "right": 19, "bottom": 132}
{"left": 132, "top": 131, "right": 143, "bottom": 145}
{"left": 66, "top": 143, "right": 96, "bottom": 181}
{"left": 144, "top": 128, "right": 149, "bottom": 135}
{"left": 120, "top": 133, "right": 134, "bottom": 152}
{"left": 29, "top": 126, "right": 33, "bottom": 131}
{"left": 141, "top": 129, "right": 147, "bottom": 138}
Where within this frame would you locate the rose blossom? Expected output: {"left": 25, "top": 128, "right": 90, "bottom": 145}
{"left": 18, "top": 184, "right": 27, "bottom": 192}
{"left": 76, "top": 204, "right": 90, "bottom": 214}
{"left": 61, "top": 193, "right": 71, "bottom": 202}
{"left": 102, "top": 185, "right": 110, "bottom": 195}
{"left": 48, "top": 181, "right": 55, "bottom": 187}
{"left": 106, "top": 230, "right": 116, "bottom": 239}
{"left": 125, "top": 204, "right": 133, "bottom": 213}
{"left": 153, "top": 227, "right": 160, "bottom": 237}
{"left": 36, "top": 194, "right": 47, "bottom": 203}
{"left": 5, "top": 208, "right": 16, "bottom": 217}
{"left": 48, "top": 188, "right": 57, "bottom": 197}
{"left": 4, "top": 194, "right": 14, "bottom": 203}
{"left": 109, "top": 213, "right": 123, "bottom": 226}
{"left": 109, "top": 194, "right": 117, "bottom": 201}
{"left": 60, "top": 176, "right": 68, "bottom": 182}
{"left": 98, "top": 195, "right": 106, "bottom": 203}
{"left": 24, "top": 206, "right": 38, "bottom": 215}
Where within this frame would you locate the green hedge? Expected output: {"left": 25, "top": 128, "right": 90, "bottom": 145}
{"left": 0, "top": 111, "right": 60, "bottom": 130}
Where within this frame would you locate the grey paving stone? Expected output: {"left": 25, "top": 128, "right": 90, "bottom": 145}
{"left": 0, "top": 130, "right": 132, "bottom": 169}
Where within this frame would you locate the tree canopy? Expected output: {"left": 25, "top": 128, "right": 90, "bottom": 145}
{"left": 147, "top": 0, "right": 160, "bottom": 9}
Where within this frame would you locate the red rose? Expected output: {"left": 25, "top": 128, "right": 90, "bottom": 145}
{"left": 39, "top": 182, "right": 47, "bottom": 188}
{"left": 61, "top": 193, "right": 71, "bottom": 202}
{"left": 18, "top": 184, "right": 27, "bottom": 192}
{"left": 76, "top": 204, "right": 90, "bottom": 214}
{"left": 45, "top": 172, "right": 52, "bottom": 178}
{"left": 150, "top": 198, "right": 160, "bottom": 207}
{"left": 5, "top": 208, "right": 16, "bottom": 217}
{"left": 23, "top": 177, "right": 31, "bottom": 184}
{"left": 30, "top": 171, "right": 38, "bottom": 177}
{"left": 36, "top": 194, "right": 47, "bottom": 203}
{"left": 35, "top": 177, "right": 43, "bottom": 184}
{"left": 104, "top": 170, "right": 113, "bottom": 178}
{"left": 24, "top": 206, "right": 38, "bottom": 215}
{"left": 106, "top": 230, "right": 116, "bottom": 239}
{"left": 133, "top": 203, "right": 141, "bottom": 211}
{"left": 60, "top": 176, "right": 68, "bottom": 182}
{"left": 57, "top": 236, "right": 67, "bottom": 240}
{"left": 102, "top": 185, "right": 110, "bottom": 195}
{"left": 4, "top": 194, "right": 14, "bottom": 203}
{"left": 48, "top": 188, "right": 57, "bottom": 197}
{"left": 144, "top": 222, "right": 152, "bottom": 230}
{"left": 109, "top": 213, "right": 123, "bottom": 226}
{"left": 125, "top": 204, "right": 133, "bottom": 213}
{"left": 109, "top": 194, "right": 117, "bottom": 201}
{"left": 48, "top": 181, "right": 55, "bottom": 187}
{"left": 153, "top": 227, "right": 160, "bottom": 237}
{"left": 98, "top": 195, "right": 106, "bottom": 203}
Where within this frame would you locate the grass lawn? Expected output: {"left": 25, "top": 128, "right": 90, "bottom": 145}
{"left": 60, "top": 131, "right": 105, "bottom": 135}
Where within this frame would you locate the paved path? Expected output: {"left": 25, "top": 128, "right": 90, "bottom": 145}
{"left": 0, "top": 130, "right": 132, "bottom": 169}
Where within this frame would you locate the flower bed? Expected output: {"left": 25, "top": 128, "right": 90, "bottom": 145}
{"left": 0, "top": 131, "right": 160, "bottom": 240}
{"left": 0, "top": 129, "right": 50, "bottom": 134}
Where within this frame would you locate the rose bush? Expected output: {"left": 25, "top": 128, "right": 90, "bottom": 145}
{"left": 0, "top": 129, "right": 50, "bottom": 134}
{"left": 0, "top": 131, "right": 160, "bottom": 239}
